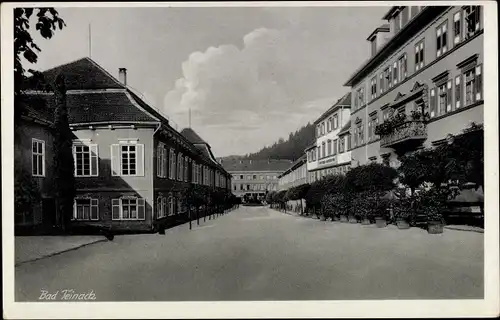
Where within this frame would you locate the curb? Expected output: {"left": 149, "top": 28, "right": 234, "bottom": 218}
{"left": 444, "top": 226, "right": 484, "bottom": 233}
{"left": 15, "top": 238, "right": 108, "bottom": 267}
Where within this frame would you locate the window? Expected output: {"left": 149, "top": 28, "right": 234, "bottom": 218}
{"left": 415, "top": 40, "right": 424, "bottom": 71}
{"left": 321, "top": 142, "right": 326, "bottom": 158}
{"left": 333, "top": 139, "right": 338, "bottom": 155}
{"left": 317, "top": 125, "right": 321, "bottom": 137}
{"left": 393, "top": 61, "right": 398, "bottom": 85}
{"left": 240, "top": 175, "right": 243, "bottom": 179}
{"left": 177, "top": 153, "right": 183, "bottom": 181}
{"left": 455, "top": 75, "right": 462, "bottom": 109}
{"left": 156, "top": 196, "right": 167, "bottom": 219}
{"left": 371, "top": 38, "right": 377, "bottom": 56}
{"left": 184, "top": 157, "right": 189, "bottom": 182}
{"left": 384, "top": 67, "right": 392, "bottom": 89}
{"left": 398, "top": 54, "right": 407, "bottom": 82}
{"left": 379, "top": 73, "right": 384, "bottom": 94}
{"left": 32, "top": 139, "right": 45, "bottom": 177}
{"left": 73, "top": 198, "right": 98, "bottom": 221}
{"left": 464, "top": 6, "right": 481, "bottom": 38}
{"left": 112, "top": 197, "right": 145, "bottom": 220}
{"left": 436, "top": 21, "right": 448, "bottom": 58}
{"left": 327, "top": 140, "right": 332, "bottom": 156}
{"left": 464, "top": 64, "right": 483, "bottom": 105}
{"left": 454, "top": 11, "right": 462, "bottom": 45}
{"left": 382, "top": 108, "right": 390, "bottom": 122}
{"left": 169, "top": 149, "right": 176, "bottom": 179}
{"left": 322, "top": 122, "right": 326, "bottom": 135}
{"left": 333, "top": 115, "right": 338, "bottom": 129}
{"left": 368, "top": 113, "right": 379, "bottom": 140}
{"left": 371, "top": 76, "right": 377, "bottom": 100}
{"left": 156, "top": 144, "right": 166, "bottom": 178}
{"left": 168, "top": 194, "right": 174, "bottom": 216}
{"left": 253, "top": 175, "right": 257, "bottom": 179}
{"left": 430, "top": 88, "right": 436, "bottom": 118}
{"left": 357, "top": 123, "right": 364, "bottom": 145}
{"left": 327, "top": 118, "right": 331, "bottom": 132}
{"left": 111, "top": 143, "right": 144, "bottom": 176}
{"left": 356, "top": 87, "right": 365, "bottom": 107}
{"left": 339, "top": 136, "right": 345, "bottom": 153}
{"left": 73, "top": 144, "right": 98, "bottom": 177}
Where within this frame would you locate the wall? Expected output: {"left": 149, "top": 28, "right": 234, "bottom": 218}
{"left": 230, "top": 171, "right": 281, "bottom": 196}
{"left": 71, "top": 126, "right": 155, "bottom": 230}
{"left": 14, "top": 119, "right": 55, "bottom": 226}
{"left": 349, "top": 6, "right": 483, "bottom": 166}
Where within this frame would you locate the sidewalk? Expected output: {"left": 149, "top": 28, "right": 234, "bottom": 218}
{"left": 15, "top": 235, "right": 108, "bottom": 266}
{"left": 444, "top": 225, "right": 484, "bottom": 233}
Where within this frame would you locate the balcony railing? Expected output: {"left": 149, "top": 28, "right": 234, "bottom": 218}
{"left": 380, "top": 120, "right": 427, "bottom": 149}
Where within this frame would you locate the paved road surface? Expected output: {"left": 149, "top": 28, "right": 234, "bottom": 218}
{"left": 15, "top": 206, "right": 483, "bottom": 301}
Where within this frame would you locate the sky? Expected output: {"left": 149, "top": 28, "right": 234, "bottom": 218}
{"left": 28, "top": 5, "right": 389, "bottom": 157}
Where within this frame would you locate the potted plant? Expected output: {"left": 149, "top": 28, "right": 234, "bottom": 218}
{"left": 393, "top": 192, "right": 414, "bottom": 230}
{"left": 418, "top": 187, "right": 450, "bottom": 234}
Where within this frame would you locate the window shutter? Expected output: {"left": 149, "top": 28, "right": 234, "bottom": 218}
{"left": 475, "top": 65, "right": 482, "bottom": 101}
{"left": 90, "top": 145, "right": 99, "bottom": 176}
{"left": 72, "top": 145, "right": 77, "bottom": 176}
{"left": 111, "top": 144, "right": 120, "bottom": 176}
{"left": 430, "top": 88, "right": 436, "bottom": 117}
{"left": 138, "top": 199, "right": 145, "bottom": 220}
{"left": 379, "top": 74, "right": 384, "bottom": 93}
{"left": 73, "top": 199, "right": 76, "bottom": 220}
{"left": 156, "top": 146, "right": 161, "bottom": 177}
{"left": 136, "top": 144, "right": 144, "bottom": 176}
{"left": 455, "top": 76, "right": 461, "bottom": 108}
{"left": 447, "top": 80, "right": 453, "bottom": 112}
{"left": 91, "top": 199, "right": 99, "bottom": 220}
{"left": 112, "top": 199, "right": 120, "bottom": 220}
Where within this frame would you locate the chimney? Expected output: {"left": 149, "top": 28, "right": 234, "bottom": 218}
{"left": 119, "top": 68, "right": 127, "bottom": 85}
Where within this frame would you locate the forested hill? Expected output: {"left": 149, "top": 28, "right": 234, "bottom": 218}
{"left": 222, "top": 122, "right": 315, "bottom": 162}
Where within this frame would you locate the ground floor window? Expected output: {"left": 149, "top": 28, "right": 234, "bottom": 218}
{"left": 169, "top": 195, "right": 175, "bottom": 216}
{"left": 156, "top": 196, "right": 167, "bottom": 219}
{"left": 112, "top": 197, "right": 145, "bottom": 220}
{"left": 73, "top": 198, "right": 99, "bottom": 221}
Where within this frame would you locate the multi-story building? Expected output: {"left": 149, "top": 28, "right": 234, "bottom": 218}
{"left": 277, "top": 155, "right": 307, "bottom": 191}
{"left": 305, "top": 93, "right": 352, "bottom": 183}
{"left": 22, "top": 57, "right": 232, "bottom": 232}
{"left": 14, "top": 99, "right": 57, "bottom": 232}
{"left": 220, "top": 159, "right": 292, "bottom": 201}
{"left": 344, "top": 6, "right": 483, "bottom": 167}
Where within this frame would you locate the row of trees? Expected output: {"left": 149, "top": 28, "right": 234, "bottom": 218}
{"left": 267, "top": 123, "right": 483, "bottom": 227}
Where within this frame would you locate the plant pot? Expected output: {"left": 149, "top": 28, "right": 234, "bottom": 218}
{"left": 396, "top": 220, "right": 410, "bottom": 229}
{"left": 339, "top": 215, "right": 348, "bottom": 223}
{"left": 361, "top": 218, "right": 371, "bottom": 225}
{"left": 427, "top": 221, "right": 444, "bottom": 234}
{"left": 348, "top": 215, "right": 357, "bottom": 224}
{"left": 375, "top": 217, "right": 387, "bottom": 228}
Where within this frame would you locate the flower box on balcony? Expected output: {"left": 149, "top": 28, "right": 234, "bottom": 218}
{"left": 380, "top": 121, "right": 427, "bottom": 150}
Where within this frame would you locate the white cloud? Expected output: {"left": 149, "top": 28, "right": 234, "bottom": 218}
{"left": 162, "top": 8, "right": 383, "bottom": 156}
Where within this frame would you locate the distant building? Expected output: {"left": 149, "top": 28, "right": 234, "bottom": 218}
{"left": 220, "top": 159, "right": 292, "bottom": 200}
{"left": 344, "top": 6, "right": 483, "bottom": 167}
{"left": 22, "top": 57, "right": 231, "bottom": 233}
{"left": 277, "top": 155, "right": 307, "bottom": 191}
{"left": 305, "top": 92, "right": 352, "bottom": 183}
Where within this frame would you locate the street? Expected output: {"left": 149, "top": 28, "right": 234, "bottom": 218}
{"left": 15, "top": 206, "right": 483, "bottom": 301}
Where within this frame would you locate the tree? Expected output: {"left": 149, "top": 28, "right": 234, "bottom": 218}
{"left": 14, "top": 8, "right": 65, "bottom": 108}
{"left": 52, "top": 74, "right": 75, "bottom": 232}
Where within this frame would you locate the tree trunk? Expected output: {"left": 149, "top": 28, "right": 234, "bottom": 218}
{"left": 52, "top": 75, "right": 75, "bottom": 234}
{"left": 189, "top": 206, "right": 192, "bottom": 230}
{"left": 300, "top": 199, "right": 303, "bottom": 215}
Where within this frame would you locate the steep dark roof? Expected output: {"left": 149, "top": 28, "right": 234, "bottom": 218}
{"left": 338, "top": 120, "right": 352, "bottom": 136}
{"left": 221, "top": 159, "right": 292, "bottom": 172}
{"left": 314, "top": 92, "right": 351, "bottom": 125}
{"left": 22, "top": 92, "right": 157, "bottom": 123}
{"left": 180, "top": 128, "right": 208, "bottom": 145}
{"left": 25, "top": 57, "right": 124, "bottom": 91}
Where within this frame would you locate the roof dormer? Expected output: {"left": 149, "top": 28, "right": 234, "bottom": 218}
{"left": 367, "top": 24, "right": 391, "bottom": 57}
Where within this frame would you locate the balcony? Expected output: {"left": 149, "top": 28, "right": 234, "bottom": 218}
{"left": 379, "top": 120, "right": 427, "bottom": 153}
